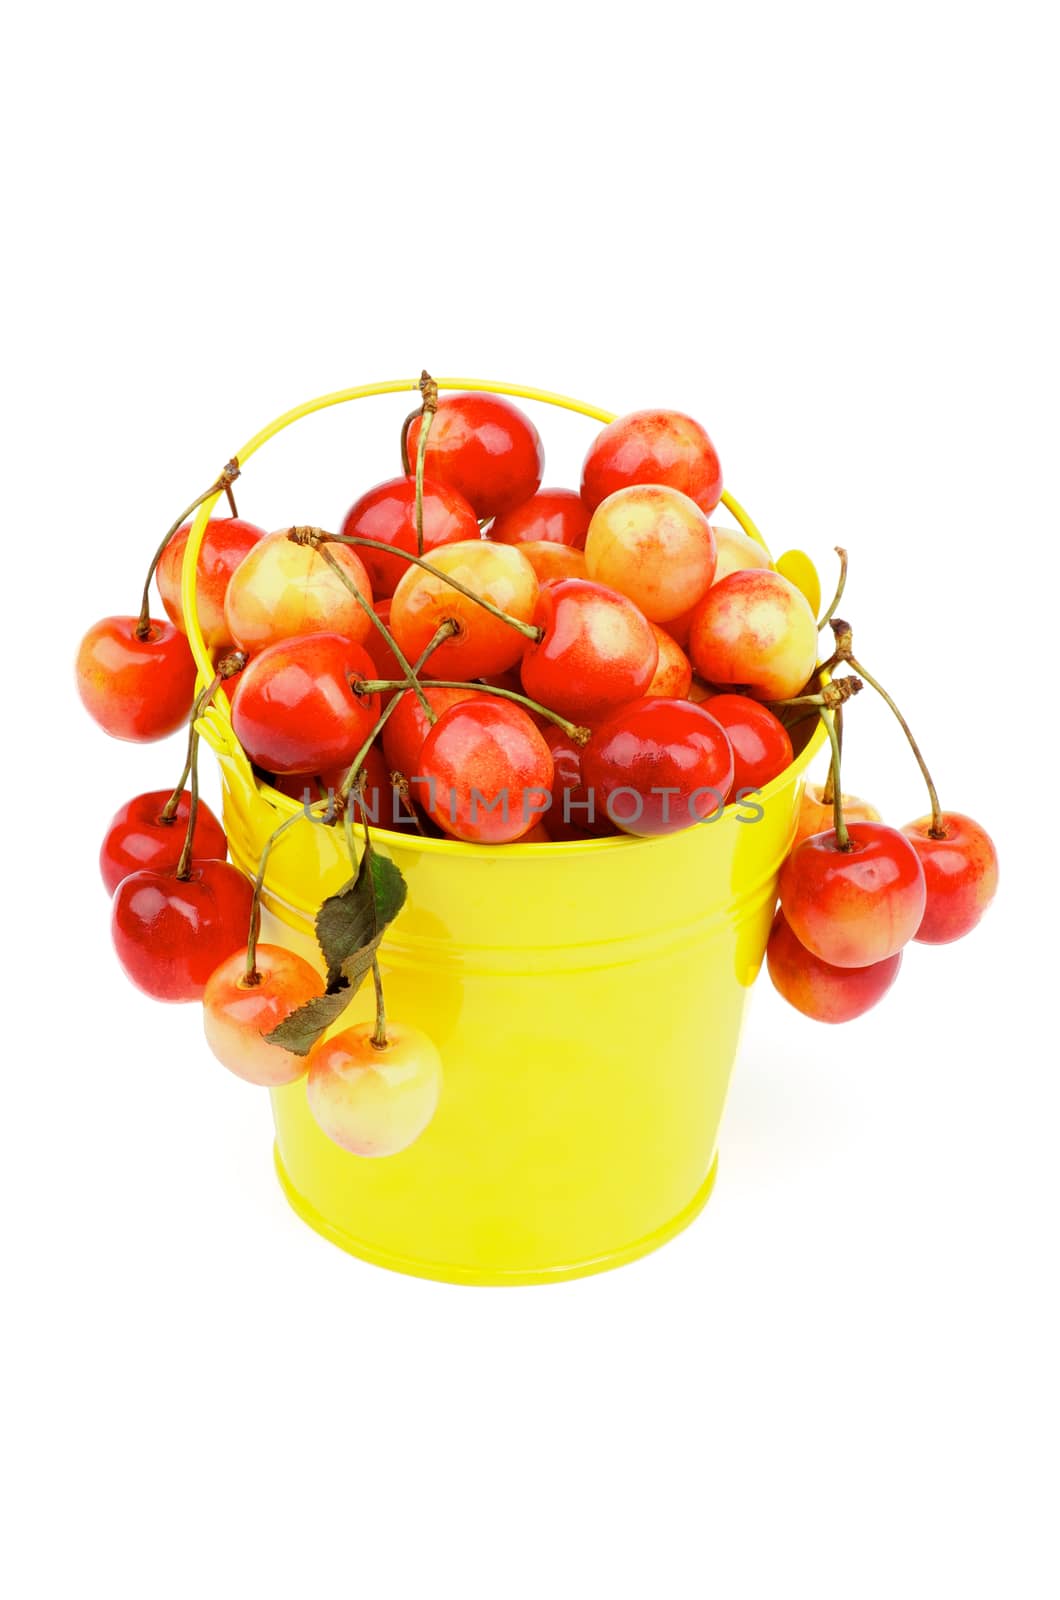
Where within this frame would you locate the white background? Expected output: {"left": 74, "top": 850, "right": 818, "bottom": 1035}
{"left": 4, "top": 3, "right": 1058, "bottom": 1596}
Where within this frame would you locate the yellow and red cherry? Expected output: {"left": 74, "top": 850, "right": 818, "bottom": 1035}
{"left": 645, "top": 625, "right": 693, "bottom": 699}
{"left": 519, "top": 577, "right": 658, "bottom": 722}
{"left": 793, "top": 783, "right": 881, "bottom": 850}
{"left": 900, "top": 813, "right": 999, "bottom": 944}
{"left": 490, "top": 488, "right": 590, "bottom": 549}
{"left": 203, "top": 945, "right": 322, "bottom": 1087}
{"left": 767, "top": 910, "right": 902, "bottom": 1023}
{"left": 389, "top": 540, "right": 539, "bottom": 679}
{"left": 111, "top": 858, "right": 254, "bottom": 1002}
{"left": 689, "top": 569, "right": 818, "bottom": 701}
{"left": 581, "top": 697, "right": 735, "bottom": 836}
{"left": 580, "top": 408, "right": 723, "bottom": 514}
{"left": 778, "top": 822, "right": 927, "bottom": 968}
{"left": 307, "top": 1021, "right": 443, "bottom": 1157}
{"left": 99, "top": 789, "right": 227, "bottom": 895}
{"left": 381, "top": 684, "right": 479, "bottom": 781}
{"left": 76, "top": 615, "right": 198, "bottom": 742}
{"left": 223, "top": 531, "right": 374, "bottom": 654}
{"left": 419, "top": 697, "right": 554, "bottom": 844}
{"left": 156, "top": 517, "right": 266, "bottom": 650}
{"left": 516, "top": 542, "right": 588, "bottom": 585}
{"left": 584, "top": 484, "right": 716, "bottom": 623}
{"left": 701, "top": 694, "right": 793, "bottom": 791}
{"left": 338, "top": 475, "right": 479, "bottom": 598}
{"left": 406, "top": 392, "right": 544, "bottom": 519}
{"left": 711, "top": 524, "right": 772, "bottom": 583}
{"left": 230, "top": 632, "right": 381, "bottom": 775}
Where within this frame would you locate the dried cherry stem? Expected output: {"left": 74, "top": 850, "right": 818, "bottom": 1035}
{"left": 817, "top": 546, "right": 848, "bottom": 632}
{"left": 135, "top": 458, "right": 240, "bottom": 640}
{"left": 819, "top": 708, "right": 850, "bottom": 851}
{"left": 390, "top": 773, "right": 429, "bottom": 836}
{"left": 328, "top": 532, "right": 544, "bottom": 643}
{"left": 337, "top": 622, "right": 456, "bottom": 803}
{"left": 821, "top": 705, "right": 842, "bottom": 806}
{"left": 767, "top": 676, "right": 862, "bottom": 712}
{"left": 242, "top": 807, "right": 328, "bottom": 985}
{"left": 357, "top": 676, "right": 591, "bottom": 744}
{"left": 160, "top": 653, "right": 246, "bottom": 822}
{"left": 413, "top": 370, "right": 438, "bottom": 557}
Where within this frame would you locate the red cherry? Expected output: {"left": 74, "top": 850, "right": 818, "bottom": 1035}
{"left": 230, "top": 632, "right": 380, "bottom": 775}
{"left": 203, "top": 944, "right": 323, "bottom": 1086}
{"left": 543, "top": 724, "right": 615, "bottom": 841}
{"left": 156, "top": 517, "right": 266, "bottom": 649}
{"left": 381, "top": 684, "right": 479, "bottom": 780}
{"left": 338, "top": 475, "right": 479, "bottom": 598}
{"left": 646, "top": 624, "right": 693, "bottom": 699}
{"left": 580, "top": 697, "right": 735, "bottom": 836}
{"left": 767, "top": 910, "right": 902, "bottom": 1023}
{"left": 111, "top": 859, "right": 254, "bottom": 1002}
{"left": 581, "top": 408, "right": 723, "bottom": 514}
{"left": 519, "top": 578, "right": 658, "bottom": 722}
{"left": 76, "top": 615, "right": 197, "bottom": 742}
{"left": 99, "top": 789, "right": 227, "bottom": 895}
{"left": 490, "top": 488, "right": 590, "bottom": 549}
{"left": 389, "top": 540, "right": 539, "bottom": 680}
{"left": 900, "top": 812, "right": 999, "bottom": 944}
{"left": 778, "top": 822, "right": 927, "bottom": 968}
{"left": 419, "top": 697, "right": 554, "bottom": 844}
{"left": 407, "top": 393, "right": 544, "bottom": 519}
{"left": 701, "top": 694, "right": 793, "bottom": 792}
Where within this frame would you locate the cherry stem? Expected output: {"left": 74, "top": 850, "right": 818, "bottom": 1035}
{"left": 414, "top": 370, "right": 438, "bottom": 558}
{"left": 225, "top": 483, "right": 239, "bottom": 518}
{"left": 328, "top": 532, "right": 544, "bottom": 643}
{"left": 819, "top": 708, "right": 850, "bottom": 850}
{"left": 845, "top": 649, "right": 944, "bottom": 837}
{"left": 358, "top": 676, "right": 590, "bottom": 744}
{"left": 817, "top": 546, "right": 848, "bottom": 632}
{"left": 135, "top": 458, "right": 240, "bottom": 640}
{"left": 399, "top": 410, "right": 416, "bottom": 477}
{"left": 821, "top": 704, "right": 841, "bottom": 806}
{"left": 337, "top": 622, "right": 456, "bottom": 803}
{"left": 370, "top": 959, "right": 388, "bottom": 1050}
{"left": 243, "top": 809, "right": 327, "bottom": 985}
{"left": 390, "top": 773, "right": 429, "bottom": 835}
{"left": 173, "top": 672, "right": 230, "bottom": 875}
{"left": 767, "top": 676, "right": 862, "bottom": 712}
{"left": 161, "top": 654, "right": 246, "bottom": 822}
{"left": 343, "top": 783, "right": 389, "bottom": 1050}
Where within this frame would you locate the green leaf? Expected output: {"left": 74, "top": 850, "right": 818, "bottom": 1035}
{"left": 315, "top": 849, "right": 407, "bottom": 987}
{"left": 264, "top": 981, "right": 356, "bottom": 1057}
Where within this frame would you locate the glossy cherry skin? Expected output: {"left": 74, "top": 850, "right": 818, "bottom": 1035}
{"left": 490, "top": 488, "right": 590, "bottom": 549}
{"left": 76, "top": 615, "right": 198, "bottom": 742}
{"left": 646, "top": 624, "right": 693, "bottom": 699}
{"left": 900, "top": 812, "right": 999, "bottom": 944}
{"left": 111, "top": 859, "right": 254, "bottom": 1002}
{"left": 701, "top": 694, "right": 793, "bottom": 791}
{"left": 580, "top": 408, "right": 723, "bottom": 514}
{"left": 307, "top": 1021, "right": 443, "bottom": 1157}
{"left": 338, "top": 475, "right": 479, "bottom": 598}
{"left": 516, "top": 542, "right": 588, "bottom": 585}
{"left": 389, "top": 540, "right": 539, "bottom": 679}
{"left": 581, "top": 697, "right": 735, "bottom": 836}
{"left": 778, "top": 822, "right": 927, "bottom": 968}
{"left": 585, "top": 485, "right": 717, "bottom": 623}
{"left": 543, "top": 725, "right": 615, "bottom": 841}
{"left": 519, "top": 577, "right": 658, "bottom": 723}
{"left": 203, "top": 944, "right": 323, "bottom": 1086}
{"left": 793, "top": 783, "right": 881, "bottom": 850}
{"left": 767, "top": 910, "right": 902, "bottom": 1023}
{"left": 407, "top": 393, "right": 544, "bottom": 519}
{"left": 381, "top": 684, "right": 479, "bottom": 780}
{"left": 688, "top": 569, "right": 819, "bottom": 701}
{"left": 230, "top": 632, "right": 380, "bottom": 775}
{"left": 711, "top": 524, "right": 772, "bottom": 584}
{"left": 156, "top": 517, "right": 266, "bottom": 649}
{"left": 99, "top": 789, "right": 227, "bottom": 895}
{"left": 419, "top": 697, "right": 554, "bottom": 844}
{"left": 223, "top": 532, "right": 374, "bottom": 654}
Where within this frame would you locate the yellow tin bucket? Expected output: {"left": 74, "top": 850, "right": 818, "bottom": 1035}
{"left": 182, "top": 379, "right": 824, "bottom": 1285}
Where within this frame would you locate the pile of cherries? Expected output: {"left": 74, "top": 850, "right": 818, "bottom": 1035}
{"left": 77, "top": 379, "right": 999, "bottom": 1159}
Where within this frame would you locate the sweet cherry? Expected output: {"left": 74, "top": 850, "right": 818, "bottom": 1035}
{"left": 307, "top": 1021, "right": 443, "bottom": 1156}
{"left": 418, "top": 697, "right": 554, "bottom": 844}
{"left": 515, "top": 542, "right": 589, "bottom": 585}
{"left": 580, "top": 697, "right": 735, "bottom": 836}
{"left": 646, "top": 624, "right": 693, "bottom": 699}
{"left": 793, "top": 783, "right": 881, "bottom": 850}
{"left": 543, "top": 724, "right": 615, "bottom": 841}
{"left": 76, "top": 616, "right": 198, "bottom": 742}
{"left": 711, "top": 524, "right": 772, "bottom": 583}
{"left": 767, "top": 910, "right": 902, "bottom": 1023}
{"left": 406, "top": 393, "right": 544, "bottom": 519}
{"left": 900, "top": 813, "right": 999, "bottom": 944}
{"left": 584, "top": 485, "right": 716, "bottom": 623}
{"left": 581, "top": 408, "right": 723, "bottom": 514}
{"left": 203, "top": 944, "right": 323, "bottom": 1086}
{"left": 111, "top": 858, "right": 254, "bottom": 1002}
{"left": 519, "top": 577, "right": 658, "bottom": 722}
{"left": 389, "top": 540, "right": 539, "bottom": 679}
{"left": 701, "top": 694, "right": 793, "bottom": 791}
{"left": 778, "top": 822, "right": 927, "bottom": 967}
{"left": 688, "top": 569, "right": 819, "bottom": 701}
{"left": 338, "top": 475, "right": 479, "bottom": 598}
{"left": 381, "top": 684, "right": 479, "bottom": 781}
{"left": 223, "top": 531, "right": 374, "bottom": 654}
{"left": 156, "top": 517, "right": 266, "bottom": 650}
{"left": 230, "top": 632, "right": 380, "bottom": 775}
{"left": 490, "top": 488, "right": 590, "bottom": 548}
{"left": 99, "top": 789, "right": 227, "bottom": 895}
